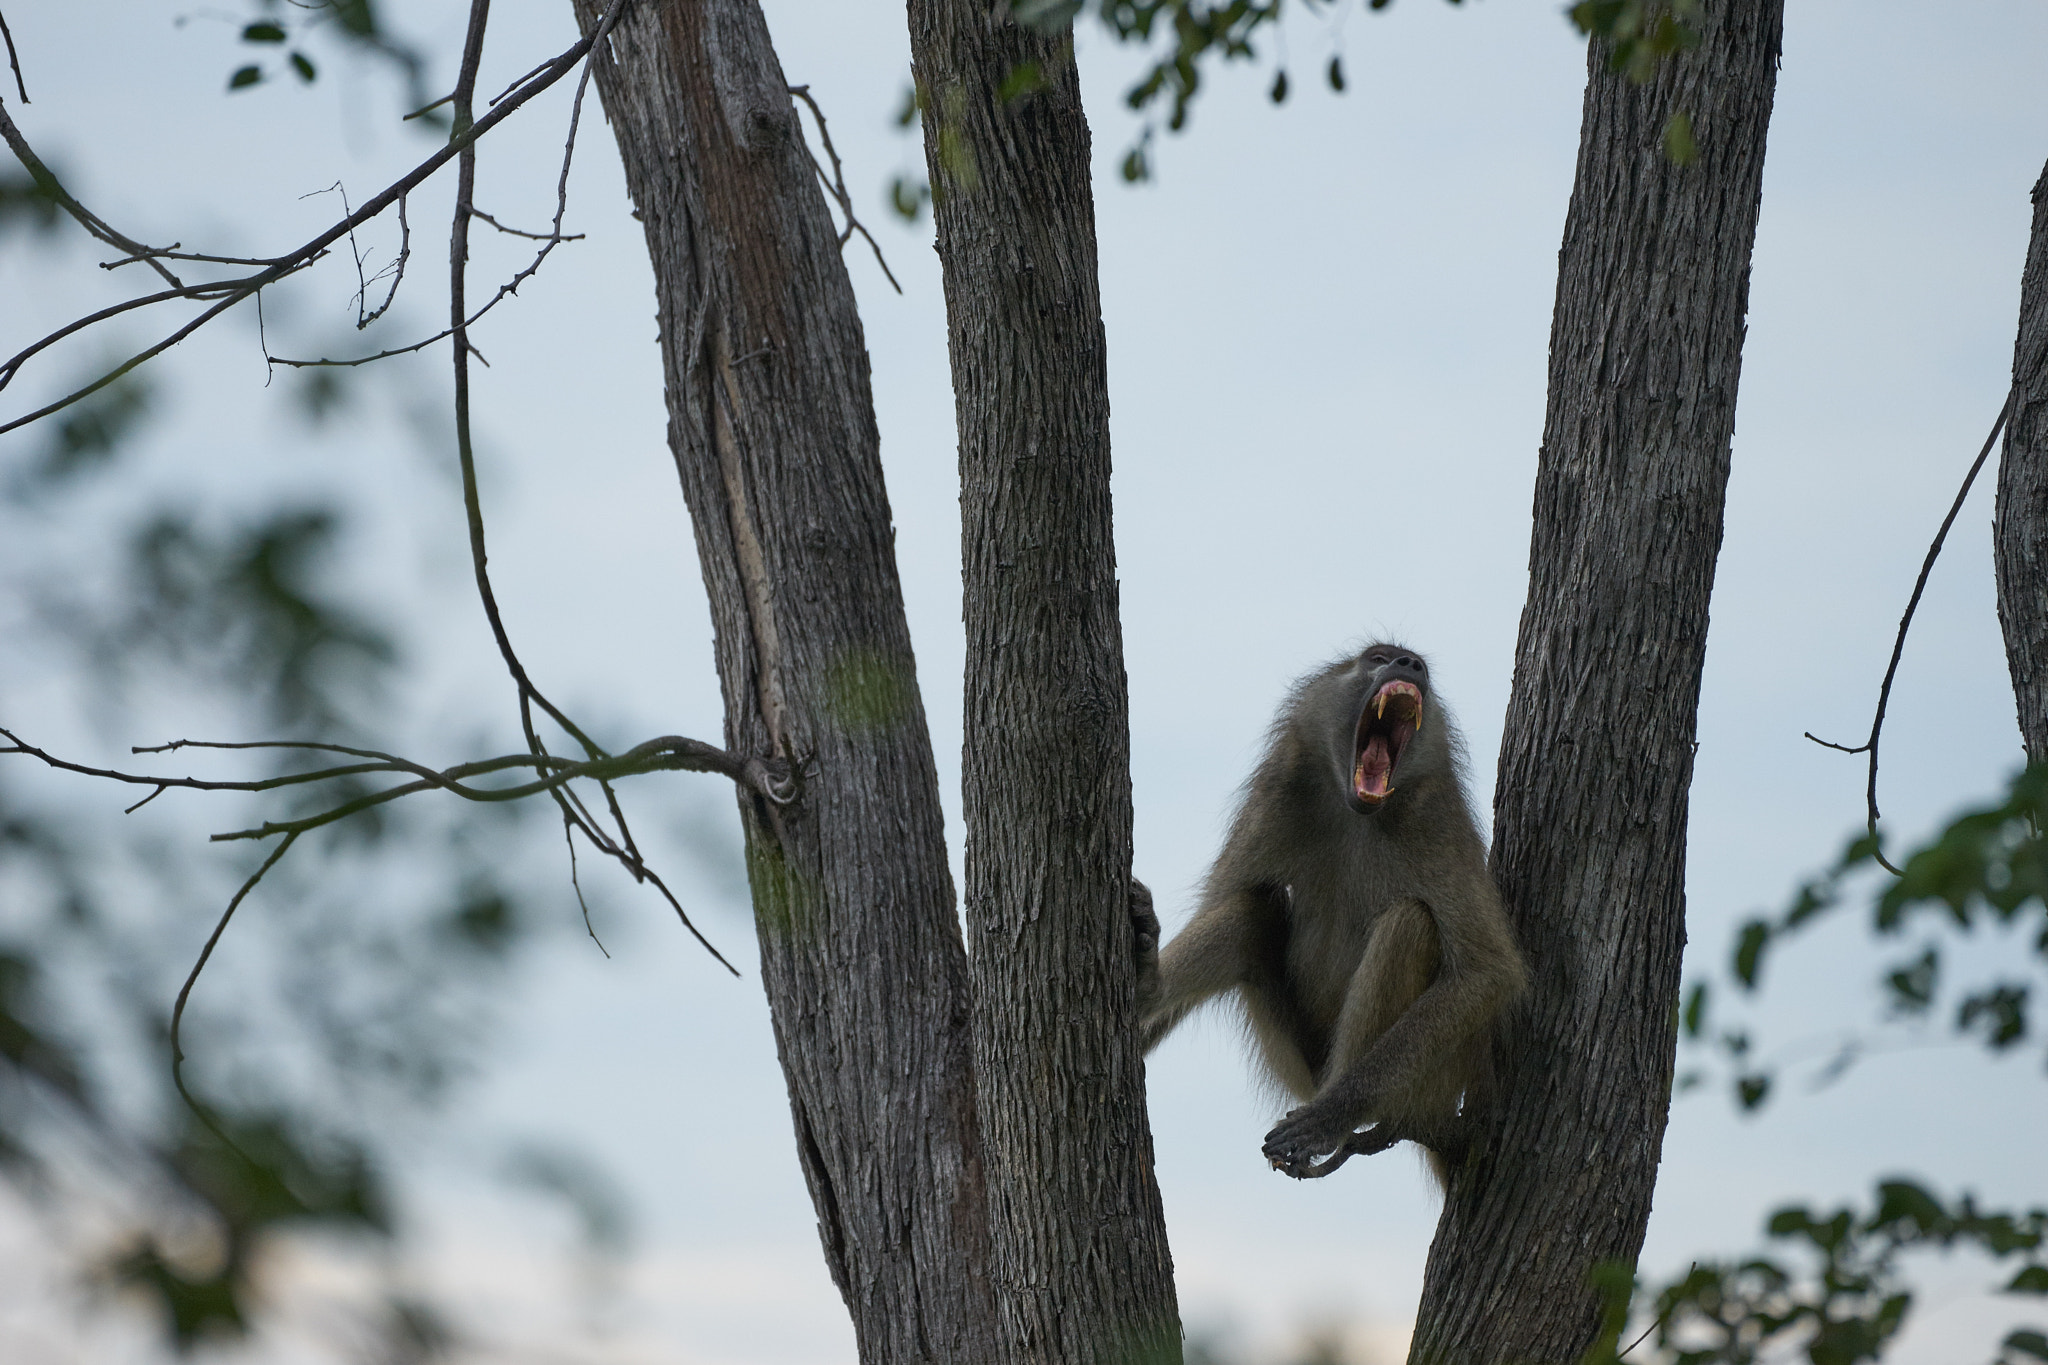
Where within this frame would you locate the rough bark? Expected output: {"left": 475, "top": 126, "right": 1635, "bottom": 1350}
{"left": 1997, "top": 158, "right": 2048, "bottom": 765}
{"left": 907, "top": 8, "right": 1182, "bottom": 1364}
{"left": 1409, "top": 6, "right": 1783, "bottom": 1362}
{"left": 568, "top": 4, "right": 996, "bottom": 1361}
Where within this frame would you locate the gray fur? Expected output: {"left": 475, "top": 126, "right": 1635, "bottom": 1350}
{"left": 1136, "top": 642, "right": 1526, "bottom": 1182}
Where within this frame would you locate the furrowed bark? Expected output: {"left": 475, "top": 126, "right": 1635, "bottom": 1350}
{"left": 1409, "top": 6, "right": 1783, "bottom": 1362}
{"left": 1997, "top": 158, "right": 2048, "bottom": 765}
{"left": 567, "top": 4, "right": 995, "bottom": 1360}
{"left": 907, "top": 8, "right": 1182, "bottom": 1364}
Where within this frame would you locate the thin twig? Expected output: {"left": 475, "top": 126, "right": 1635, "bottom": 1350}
{"left": 1803, "top": 393, "right": 2014, "bottom": 873}
{"left": 3, "top": 725, "right": 785, "bottom": 977}
{"left": 404, "top": 92, "right": 456, "bottom": 122}
{"left": 0, "top": 7, "right": 623, "bottom": 435}
{"left": 4, "top": 727, "right": 783, "bottom": 807}
{"left": 169, "top": 830, "right": 301, "bottom": 1159}
{"left": 0, "top": 8, "right": 31, "bottom": 104}
{"left": 1614, "top": 1266, "right": 1693, "bottom": 1358}
{"left": 301, "top": 180, "right": 381, "bottom": 326}
{"left": 99, "top": 246, "right": 284, "bottom": 268}
{"left": 561, "top": 815, "right": 611, "bottom": 958}
{"left": 0, "top": 99, "right": 180, "bottom": 288}
{"left": 0, "top": 270, "right": 318, "bottom": 393}
{"left": 360, "top": 193, "right": 409, "bottom": 328}
{"left": 489, "top": 55, "right": 557, "bottom": 108}
{"left": 436, "top": 0, "right": 719, "bottom": 965}
{"left": 465, "top": 205, "right": 584, "bottom": 242}
{"left": 788, "top": 84, "right": 903, "bottom": 295}
{"left": 267, "top": 61, "right": 600, "bottom": 373}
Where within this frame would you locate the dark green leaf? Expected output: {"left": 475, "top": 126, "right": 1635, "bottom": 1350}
{"left": 888, "top": 176, "right": 930, "bottom": 222}
{"left": 895, "top": 81, "right": 923, "bottom": 128}
{"left": 1327, "top": 55, "right": 1346, "bottom": 92}
{"left": 228, "top": 65, "right": 263, "bottom": 91}
{"left": 0, "top": 171, "right": 63, "bottom": 235}
{"left": 2005, "top": 1329, "right": 2048, "bottom": 1362}
{"left": 1959, "top": 984, "right": 2029, "bottom": 1049}
{"left": 332, "top": 0, "right": 378, "bottom": 38}
{"left": 1269, "top": 68, "right": 1287, "bottom": 104}
{"left": 1681, "top": 981, "right": 1708, "bottom": 1037}
{"left": 241, "top": 22, "right": 287, "bottom": 43}
{"left": 1872, "top": 1180, "right": 1947, "bottom": 1236}
{"left": 2008, "top": 1266, "right": 2048, "bottom": 1296}
{"left": 289, "top": 51, "right": 317, "bottom": 83}
{"left": 1733, "top": 918, "right": 1770, "bottom": 988}
{"left": 1736, "top": 1072, "right": 1770, "bottom": 1110}
{"left": 1885, "top": 947, "right": 1938, "bottom": 1013}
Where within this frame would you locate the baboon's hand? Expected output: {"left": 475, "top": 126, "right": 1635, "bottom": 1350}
{"left": 1262, "top": 1102, "right": 1372, "bottom": 1180}
{"left": 1129, "top": 878, "right": 1161, "bottom": 1015}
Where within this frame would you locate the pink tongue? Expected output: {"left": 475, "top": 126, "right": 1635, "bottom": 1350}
{"left": 1356, "top": 734, "right": 1393, "bottom": 799}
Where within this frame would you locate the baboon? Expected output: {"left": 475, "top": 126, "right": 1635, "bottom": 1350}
{"left": 1134, "top": 642, "right": 1525, "bottom": 1181}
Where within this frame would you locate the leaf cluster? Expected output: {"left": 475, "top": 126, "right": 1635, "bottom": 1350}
{"left": 1686, "top": 765, "right": 2048, "bottom": 1110}
{"left": 1568, "top": 0, "right": 1702, "bottom": 83}
{"left": 1589, "top": 1183, "right": 2047, "bottom": 1365}
{"left": 215, "top": 0, "right": 429, "bottom": 114}
{"left": 0, "top": 283, "right": 550, "bottom": 1354}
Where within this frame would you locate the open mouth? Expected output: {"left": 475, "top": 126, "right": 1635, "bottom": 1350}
{"left": 1353, "top": 680, "right": 1423, "bottom": 805}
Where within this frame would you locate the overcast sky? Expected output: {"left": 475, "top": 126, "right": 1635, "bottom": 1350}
{"left": 3, "top": 1, "right": 2047, "bottom": 1362}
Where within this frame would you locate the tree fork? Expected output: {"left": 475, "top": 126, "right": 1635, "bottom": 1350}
{"left": 908, "top": 5, "right": 1182, "bottom": 1363}
{"left": 566, "top": 3, "right": 995, "bottom": 1360}
{"left": 1410, "top": 4, "right": 1784, "bottom": 1361}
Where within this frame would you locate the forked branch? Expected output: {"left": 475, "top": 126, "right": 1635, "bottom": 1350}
{"left": 1803, "top": 391, "right": 2015, "bottom": 874}
{"left": 0, "top": 0, "right": 629, "bottom": 432}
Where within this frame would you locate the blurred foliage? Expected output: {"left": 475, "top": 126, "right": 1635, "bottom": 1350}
{"left": 1584, "top": 1182, "right": 2047, "bottom": 1365}
{"left": 889, "top": 0, "right": 1697, "bottom": 217}
{"left": 0, "top": 290, "right": 576, "bottom": 1361}
{"left": 203, "top": 0, "right": 435, "bottom": 121}
{"left": 0, "top": 168, "right": 62, "bottom": 235}
{"left": 1600, "top": 769, "right": 2048, "bottom": 1363}
{"left": 1680, "top": 765, "right": 2047, "bottom": 1113}
{"left": 9, "top": 366, "right": 156, "bottom": 494}
{"left": 1568, "top": 0, "right": 1701, "bottom": 82}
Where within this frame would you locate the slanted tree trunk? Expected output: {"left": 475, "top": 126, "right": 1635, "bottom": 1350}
{"left": 1997, "top": 158, "right": 2048, "bottom": 766}
{"left": 567, "top": 3, "right": 995, "bottom": 1360}
{"left": 1409, "top": 5, "right": 1783, "bottom": 1361}
{"left": 907, "top": 7, "right": 1182, "bottom": 1364}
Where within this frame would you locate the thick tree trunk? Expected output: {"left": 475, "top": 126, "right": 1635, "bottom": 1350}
{"left": 907, "top": 8, "right": 1182, "bottom": 1365}
{"left": 1997, "top": 159, "right": 2048, "bottom": 765}
{"left": 568, "top": 4, "right": 995, "bottom": 1361}
{"left": 1409, "top": 6, "right": 1783, "bottom": 1362}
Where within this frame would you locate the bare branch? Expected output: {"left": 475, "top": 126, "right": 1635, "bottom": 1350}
{"left": 0, "top": 1, "right": 626, "bottom": 434}
{"left": 359, "top": 193, "right": 410, "bottom": 327}
{"left": 1804, "top": 391, "right": 2015, "bottom": 873}
{"left": 170, "top": 830, "right": 300, "bottom": 1154}
{"left": 0, "top": 97, "right": 181, "bottom": 287}
{"left": 0, "top": 272, "right": 327, "bottom": 394}
{"left": 0, "top": 8, "right": 30, "bottom": 104}
{"left": 788, "top": 84, "right": 903, "bottom": 295}
{"left": 3, "top": 728, "right": 794, "bottom": 812}
{"left": 466, "top": 205, "right": 583, "bottom": 242}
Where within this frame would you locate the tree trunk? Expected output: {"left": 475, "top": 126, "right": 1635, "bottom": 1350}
{"left": 568, "top": 4, "right": 996, "bottom": 1361}
{"left": 1997, "top": 158, "right": 2048, "bottom": 766}
{"left": 1409, "top": 6, "right": 1783, "bottom": 1362}
{"left": 907, "top": 8, "right": 1182, "bottom": 1364}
